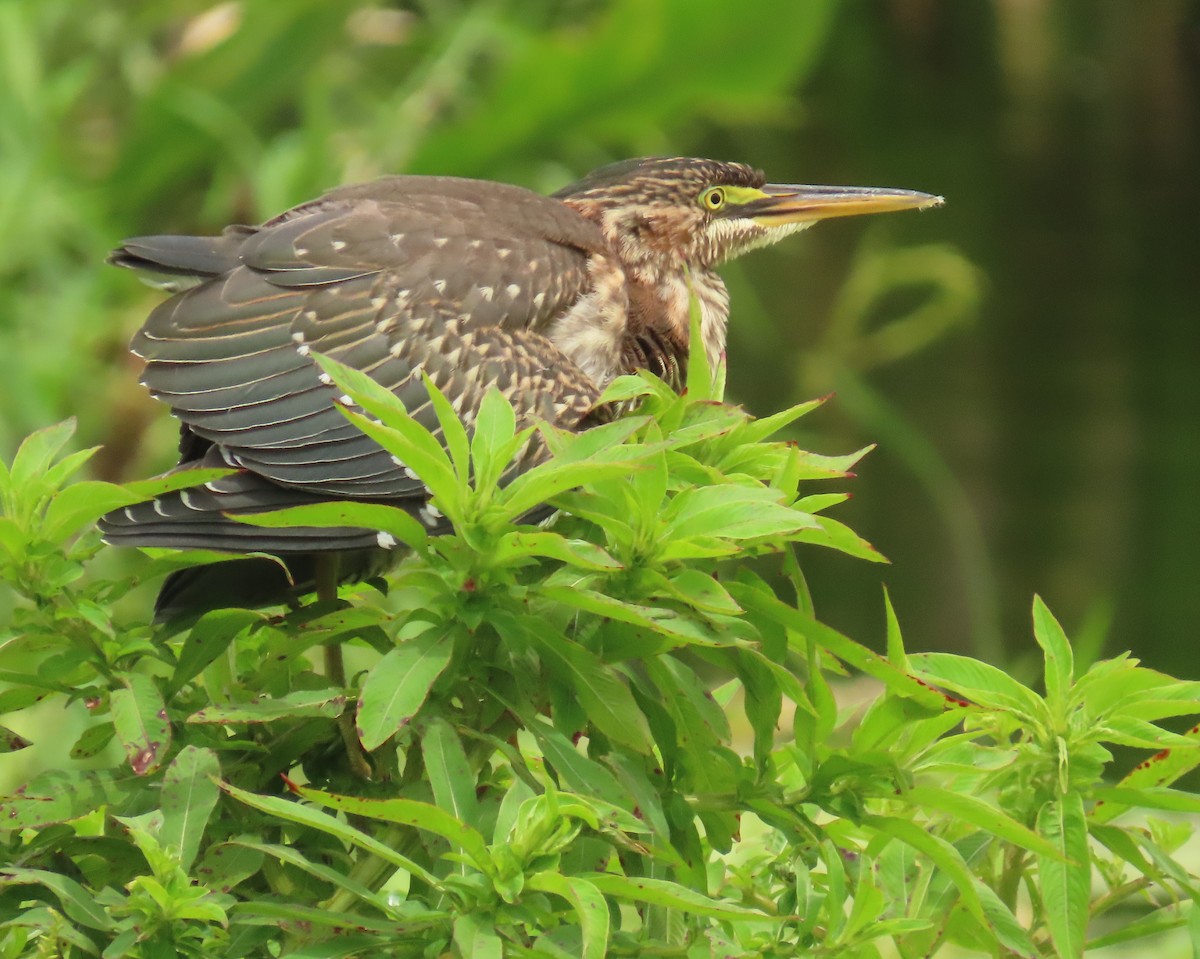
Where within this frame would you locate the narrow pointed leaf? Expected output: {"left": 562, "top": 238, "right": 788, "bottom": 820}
{"left": 512, "top": 615, "right": 652, "bottom": 753}
{"left": 292, "top": 783, "right": 494, "bottom": 876}
{"left": 1037, "top": 793, "right": 1089, "bottom": 959}
{"left": 220, "top": 780, "right": 440, "bottom": 887}
{"left": 894, "top": 786, "right": 1061, "bottom": 858}
{"left": 1032, "top": 595, "right": 1073, "bottom": 717}
{"left": 0, "top": 867, "right": 113, "bottom": 931}
{"left": 232, "top": 501, "right": 427, "bottom": 552}
{"left": 582, "top": 873, "right": 767, "bottom": 919}
{"left": 423, "top": 718, "right": 478, "bottom": 827}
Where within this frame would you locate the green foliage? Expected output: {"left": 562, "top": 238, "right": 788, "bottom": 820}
{"left": 2, "top": 353, "right": 1199, "bottom": 957}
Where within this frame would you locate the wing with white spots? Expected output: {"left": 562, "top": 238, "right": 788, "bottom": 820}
{"left": 126, "top": 176, "right": 609, "bottom": 503}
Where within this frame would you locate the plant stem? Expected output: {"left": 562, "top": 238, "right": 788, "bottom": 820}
{"left": 317, "top": 553, "right": 373, "bottom": 780}
{"left": 997, "top": 843, "right": 1024, "bottom": 911}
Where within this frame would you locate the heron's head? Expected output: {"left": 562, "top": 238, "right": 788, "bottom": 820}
{"left": 556, "top": 156, "right": 943, "bottom": 271}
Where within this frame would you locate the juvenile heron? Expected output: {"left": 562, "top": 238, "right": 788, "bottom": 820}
{"left": 99, "top": 157, "right": 941, "bottom": 619}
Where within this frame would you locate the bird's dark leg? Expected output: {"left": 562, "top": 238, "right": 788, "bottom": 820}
{"left": 316, "top": 553, "right": 373, "bottom": 780}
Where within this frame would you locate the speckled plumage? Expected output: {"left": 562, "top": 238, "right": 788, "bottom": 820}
{"left": 100, "top": 157, "right": 939, "bottom": 618}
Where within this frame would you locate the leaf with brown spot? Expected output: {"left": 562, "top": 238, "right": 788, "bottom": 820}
{"left": 111, "top": 673, "right": 171, "bottom": 775}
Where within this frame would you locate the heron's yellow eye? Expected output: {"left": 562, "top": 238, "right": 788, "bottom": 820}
{"left": 699, "top": 187, "right": 726, "bottom": 211}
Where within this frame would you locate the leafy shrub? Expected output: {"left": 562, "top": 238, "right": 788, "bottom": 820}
{"left": 1, "top": 348, "right": 1199, "bottom": 958}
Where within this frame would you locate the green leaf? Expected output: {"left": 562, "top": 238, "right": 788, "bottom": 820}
{"left": 882, "top": 586, "right": 909, "bottom": 670}
{"left": 231, "top": 500, "right": 428, "bottom": 553}
{"left": 230, "top": 840, "right": 395, "bottom": 914}
{"left": 421, "top": 369, "right": 472, "bottom": 481}
{"left": 537, "top": 414, "right": 650, "bottom": 462}
{"left": 528, "top": 872, "right": 610, "bottom": 959}
{"left": 645, "top": 655, "right": 730, "bottom": 752}
{"left": 862, "top": 815, "right": 987, "bottom": 928}
{"left": 907, "top": 651, "right": 1046, "bottom": 719}
{"left": 974, "top": 880, "right": 1039, "bottom": 958}
{"left": 110, "top": 672, "right": 170, "bottom": 775}
{"left": 309, "top": 351, "right": 413, "bottom": 431}
{"left": 41, "top": 479, "right": 133, "bottom": 539}
{"left": 169, "top": 608, "right": 267, "bottom": 697}
{"left": 490, "top": 530, "right": 621, "bottom": 571}
{"left": 356, "top": 625, "right": 454, "bottom": 750}
{"left": 292, "top": 783, "right": 495, "bottom": 876}
{"left": 0, "top": 685, "right": 51, "bottom": 713}
{"left": 42, "top": 445, "right": 101, "bottom": 490}
{"left": 663, "top": 484, "right": 818, "bottom": 541}
{"left": 187, "top": 689, "right": 348, "bottom": 724}
{"left": 68, "top": 722, "right": 115, "bottom": 760}
{"left": 1037, "top": 793, "right": 1089, "bottom": 959}
{"left": 511, "top": 614, "right": 652, "bottom": 754}
{"left": 452, "top": 913, "right": 503, "bottom": 959}
{"left": 1091, "top": 786, "right": 1200, "bottom": 814}
{"left": 0, "top": 724, "right": 31, "bottom": 752}
{"left": 793, "top": 491, "right": 850, "bottom": 514}
{"left": 539, "top": 585, "right": 728, "bottom": 649}
{"left": 1090, "top": 716, "right": 1200, "bottom": 749}
{"left": 623, "top": 429, "right": 669, "bottom": 527}
{"left": 220, "top": 780, "right": 440, "bottom": 888}
{"left": 1084, "top": 902, "right": 1190, "bottom": 951}
{"left": 495, "top": 449, "right": 659, "bottom": 525}
{"left": 6, "top": 419, "right": 77, "bottom": 491}
{"left": 732, "top": 397, "right": 826, "bottom": 445}
{"left": 0, "top": 867, "right": 113, "bottom": 931}
{"left": 582, "top": 873, "right": 767, "bottom": 920}
{"left": 423, "top": 718, "right": 479, "bottom": 828}
{"left": 731, "top": 584, "right": 943, "bottom": 707}
{"left": 662, "top": 568, "right": 742, "bottom": 614}
{"left": 196, "top": 841, "right": 264, "bottom": 894}
{"left": 596, "top": 372, "right": 670, "bottom": 407}
{"left": 0, "top": 769, "right": 130, "bottom": 829}
{"left": 685, "top": 271, "right": 715, "bottom": 399}
{"left": 893, "top": 786, "right": 1061, "bottom": 858}
{"left": 159, "top": 745, "right": 220, "bottom": 871}
{"left": 230, "top": 899, "right": 444, "bottom": 936}
{"left": 43, "top": 468, "right": 236, "bottom": 541}
{"left": 316, "top": 352, "right": 464, "bottom": 513}
{"left": 1090, "top": 730, "right": 1200, "bottom": 823}
{"left": 1032, "top": 595, "right": 1073, "bottom": 718}
{"left": 526, "top": 720, "right": 630, "bottom": 809}
{"left": 789, "top": 514, "right": 886, "bottom": 562}
{"left": 470, "top": 386, "right": 522, "bottom": 492}
{"left": 0, "top": 517, "right": 25, "bottom": 560}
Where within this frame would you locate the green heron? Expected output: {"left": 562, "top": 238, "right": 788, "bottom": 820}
{"left": 99, "top": 157, "right": 940, "bottom": 619}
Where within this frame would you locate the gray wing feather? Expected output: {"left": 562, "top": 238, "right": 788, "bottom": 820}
{"left": 104, "top": 176, "right": 608, "bottom": 557}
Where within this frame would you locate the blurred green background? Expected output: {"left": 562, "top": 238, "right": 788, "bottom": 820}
{"left": 2, "top": 0, "right": 1197, "bottom": 672}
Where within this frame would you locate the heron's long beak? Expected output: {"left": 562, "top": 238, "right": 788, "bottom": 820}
{"left": 745, "top": 184, "right": 944, "bottom": 225}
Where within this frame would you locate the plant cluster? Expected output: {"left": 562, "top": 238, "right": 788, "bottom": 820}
{"left": 1, "top": 347, "right": 1199, "bottom": 958}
